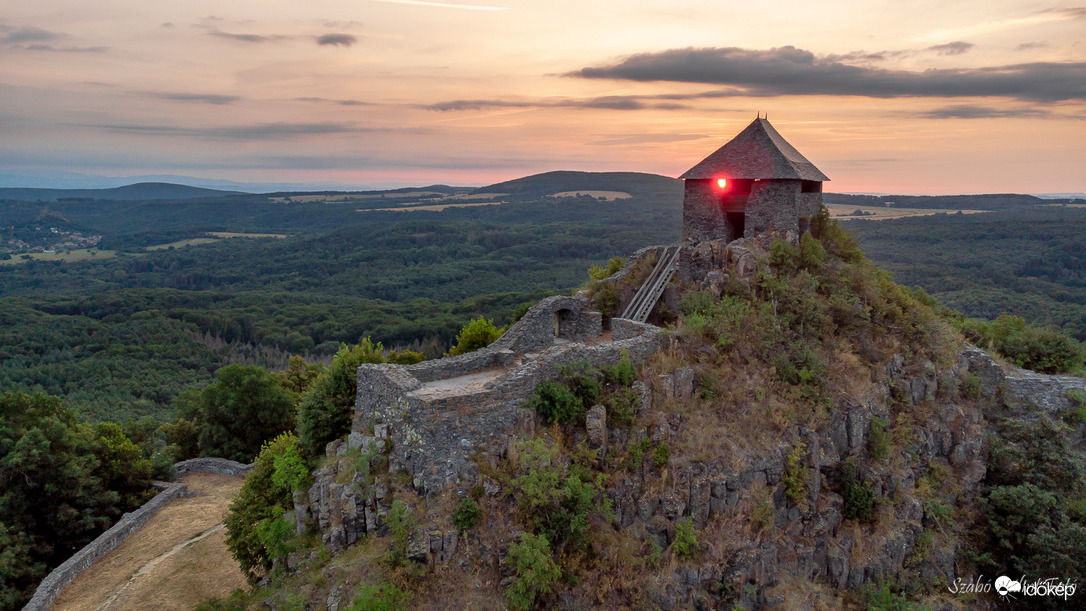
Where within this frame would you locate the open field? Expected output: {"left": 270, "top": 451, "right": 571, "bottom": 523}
{"left": 208, "top": 231, "right": 288, "bottom": 238}
{"left": 145, "top": 238, "right": 220, "bottom": 250}
{"left": 360, "top": 201, "right": 503, "bottom": 212}
{"left": 547, "top": 190, "right": 632, "bottom": 200}
{"left": 1044, "top": 203, "right": 1086, "bottom": 208}
{"left": 826, "top": 203, "right": 988, "bottom": 220}
{"left": 52, "top": 473, "right": 246, "bottom": 611}
{"left": 0, "top": 248, "right": 116, "bottom": 265}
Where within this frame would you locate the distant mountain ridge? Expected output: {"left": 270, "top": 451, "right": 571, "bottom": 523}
{"left": 475, "top": 171, "right": 682, "bottom": 200}
{"left": 0, "top": 182, "right": 242, "bottom": 203}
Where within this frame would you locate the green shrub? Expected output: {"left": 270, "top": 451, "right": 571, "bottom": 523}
{"left": 347, "top": 582, "right": 412, "bottom": 611}
{"left": 868, "top": 417, "right": 890, "bottom": 461}
{"left": 588, "top": 257, "right": 625, "bottom": 281}
{"left": 513, "top": 439, "right": 610, "bottom": 549}
{"left": 798, "top": 232, "right": 826, "bottom": 271}
{"left": 1062, "top": 389, "right": 1086, "bottom": 425}
{"left": 451, "top": 497, "right": 481, "bottom": 531}
{"left": 383, "top": 499, "right": 414, "bottom": 568}
{"left": 530, "top": 380, "right": 583, "bottom": 425}
{"left": 961, "top": 314, "right": 1084, "bottom": 374}
{"left": 603, "top": 351, "right": 636, "bottom": 386}
{"left": 782, "top": 442, "right": 809, "bottom": 511}
{"left": 606, "top": 386, "right": 639, "bottom": 427}
{"left": 673, "top": 517, "right": 699, "bottom": 559}
{"left": 841, "top": 458, "right": 875, "bottom": 523}
{"left": 680, "top": 290, "right": 716, "bottom": 316}
{"left": 592, "top": 282, "right": 620, "bottom": 317}
{"left": 769, "top": 239, "right": 799, "bottom": 273}
{"left": 652, "top": 443, "right": 670, "bottom": 469}
{"left": 960, "top": 374, "right": 982, "bottom": 399}
{"left": 505, "top": 533, "right": 561, "bottom": 611}
{"left": 447, "top": 316, "right": 503, "bottom": 356}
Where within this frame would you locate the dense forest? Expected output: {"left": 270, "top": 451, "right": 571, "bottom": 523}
{"left": 2, "top": 173, "right": 1084, "bottom": 424}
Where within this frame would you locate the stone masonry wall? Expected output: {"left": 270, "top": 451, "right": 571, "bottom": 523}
{"left": 355, "top": 297, "right": 663, "bottom": 495}
{"left": 23, "top": 458, "right": 253, "bottom": 611}
{"left": 744, "top": 179, "right": 800, "bottom": 236}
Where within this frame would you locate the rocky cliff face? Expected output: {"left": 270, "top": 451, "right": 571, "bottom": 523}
{"left": 292, "top": 231, "right": 1085, "bottom": 610}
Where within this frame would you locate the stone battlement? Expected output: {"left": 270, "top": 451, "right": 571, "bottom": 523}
{"left": 354, "top": 295, "right": 664, "bottom": 495}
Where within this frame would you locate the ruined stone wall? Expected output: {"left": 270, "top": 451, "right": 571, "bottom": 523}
{"left": 355, "top": 312, "right": 663, "bottom": 496}
{"left": 173, "top": 457, "right": 254, "bottom": 478}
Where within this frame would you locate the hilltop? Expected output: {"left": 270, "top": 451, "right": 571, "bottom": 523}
{"left": 0, "top": 182, "right": 242, "bottom": 203}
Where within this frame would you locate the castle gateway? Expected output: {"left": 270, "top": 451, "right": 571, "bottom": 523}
{"left": 681, "top": 117, "right": 829, "bottom": 242}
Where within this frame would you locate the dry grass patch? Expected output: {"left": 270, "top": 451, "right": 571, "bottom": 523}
{"left": 53, "top": 473, "right": 245, "bottom": 611}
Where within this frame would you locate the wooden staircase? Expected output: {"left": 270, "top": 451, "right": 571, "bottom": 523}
{"left": 620, "top": 246, "right": 681, "bottom": 323}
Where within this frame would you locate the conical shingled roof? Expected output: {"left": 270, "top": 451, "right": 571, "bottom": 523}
{"left": 680, "top": 118, "right": 829, "bottom": 182}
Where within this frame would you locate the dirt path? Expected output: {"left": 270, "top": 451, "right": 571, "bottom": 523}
{"left": 53, "top": 473, "right": 247, "bottom": 611}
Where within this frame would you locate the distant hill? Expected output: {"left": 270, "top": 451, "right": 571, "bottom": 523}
{"left": 475, "top": 171, "right": 682, "bottom": 200}
{"left": 0, "top": 182, "right": 242, "bottom": 203}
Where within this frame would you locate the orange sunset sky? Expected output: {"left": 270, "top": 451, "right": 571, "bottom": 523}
{"left": 2, "top": 0, "right": 1085, "bottom": 193}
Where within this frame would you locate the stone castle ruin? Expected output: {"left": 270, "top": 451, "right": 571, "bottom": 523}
{"left": 346, "top": 117, "right": 832, "bottom": 498}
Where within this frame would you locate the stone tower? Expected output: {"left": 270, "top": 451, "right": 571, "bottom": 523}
{"left": 681, "top": 117, "right": 829, "bottom": 242}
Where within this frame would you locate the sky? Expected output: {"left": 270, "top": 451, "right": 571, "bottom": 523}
{"left": 2, "top": 0, "right": 1085, "bottom": 193}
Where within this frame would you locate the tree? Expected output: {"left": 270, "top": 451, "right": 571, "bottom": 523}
{"left": 0, "top": 392, "right": 153, "bottom": 608}
{"left": 188, "top": 365, "right": 295, "bottom": 463}
{"left": 224, "top": 433, "right": 306, "bottom": 583}
{"left": 447, "top": 316, "right": 503, "bottom": 356}
{"left": 298, "top": 339, "right": 423, "bottom": 457}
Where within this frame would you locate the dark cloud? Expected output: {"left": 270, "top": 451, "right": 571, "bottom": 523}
{"left": 160, "top": 22, "right": 175, "bottom": 29}
{"left": 25, "top": 44, "right": 109, "bottom": 53}
{"left": 1015, "top": 42, "right": 1047, "bottom": 51}
{"left": 6, "top": 26, "right": 63, "bottom": 43}
{"left": 86, "top": 121, "right": 428, "bottom": 141}
{"left": 148, "top": 92, "right": 241, "bottom": 105}
{"left": 917, "top": 105, "right": 1055, "bottom": 119}
{"left": 317, "top": 33, "right": 357, "bottom": 47}
{"left": 928, "top": 41, "right": 974, "bottom": 56}
{"left": 570, "top": 46, "right": 1086, "bottom": 102}
{"left": 209, "top": 30, "right": 277, "bottom": 43}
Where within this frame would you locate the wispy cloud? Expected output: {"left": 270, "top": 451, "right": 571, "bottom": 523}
{"left": 571, "top": 46, "right": 1086, "bottom": 102}
{"left": 5, "top": 26, "right": 63, "bottom": 43}
{"left": 917, "top": 105, "right": 1057, "bottom": 119}
{"left": 296, "top": 97, "right": 374, "bottom": 106}
{"left": 421, "top": 93, "right": 700, "bottom": 111}
{"left": 914, "top": 7, "right": 1086, "bottom": 43}
{"left": 208, "top": 30, "right": 290, "bottom": 43}
{"left": 371, "top": 0, "right": 507, "bottom": 11}
{"left": 146, "top": 92, "right": 241, "bottom": 105}
{"left": 85, "top": 121, "right": 428, "bottom": 141}
{"left": 317, "top": 33, "right": 357, "bottom": 47}
{"left": 25, "top": 44, "right": 109, "bottom": 53}
{"left": 928, "top": 41, "right": 973, "bottom": 56}
{"left": 1015, "top": 42, "right": 1048, "bottom": 51}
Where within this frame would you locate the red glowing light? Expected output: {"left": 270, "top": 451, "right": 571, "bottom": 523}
{"left": 716, "top": 178, "right": 727, "bottom": 189}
